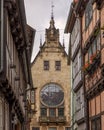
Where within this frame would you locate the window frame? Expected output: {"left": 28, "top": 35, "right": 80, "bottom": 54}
{"left": 58, "top": 108, "right": 64, "bottom": 116}
{"left": 40, "top": 83, "right": 64, "bottom": 107}
{"left": 32, "top": 127, "right": 40, "bottom": 130}
{"left": 49, "top": 108, "right": 56, "bottom": 117}
{"left": 44, "top": 60, "right": 49, "bottom": 70}
{"left": 49, "top": 127, "right": 57, "bottom": 130}
{"left": 40, "top": 108, "right": 47, "bottom": 116}
{"left": 87, "top": 33, "right": 101, "bottom": 63}
{"left": 91, "top": 117, "right": 101, "bottom": 130}
{"left": 65, "top": 127, "right": 70, "bottom": 130}
{"left": 55, "top": 61, "right": 61, "bottom": 71}
{"left": 85, "top": 0, "right": 93, "bottom": 29}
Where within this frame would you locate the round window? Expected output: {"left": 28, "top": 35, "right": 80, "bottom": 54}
{"left": 40, "top": 83, "right": 64, "bottom": 107}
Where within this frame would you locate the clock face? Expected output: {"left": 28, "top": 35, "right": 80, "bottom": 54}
{"left": 40, "top": 83, "right": 64, "bottom": 107}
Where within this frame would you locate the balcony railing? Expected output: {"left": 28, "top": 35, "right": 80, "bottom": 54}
{"left": 39, "top": 116, "right": 66, "bottom": 124}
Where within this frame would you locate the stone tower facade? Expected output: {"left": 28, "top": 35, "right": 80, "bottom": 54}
{"left": 31, "top": 12, "right": 71, "bottom": 130}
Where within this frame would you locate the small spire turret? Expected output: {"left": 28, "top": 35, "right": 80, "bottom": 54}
{"left": 40, "top": 35, "right": 42, "bottom": 48}
{"left": 63, "top": 36, "right": 65, "bottom": 48}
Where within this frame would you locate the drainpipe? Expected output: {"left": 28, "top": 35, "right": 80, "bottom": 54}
{"left": 0, "top": 0, "right": 4, "bottom": 73}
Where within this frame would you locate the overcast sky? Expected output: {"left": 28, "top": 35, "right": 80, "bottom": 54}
{"left": 24, "top": 0, "right": 72, "bottom": 61}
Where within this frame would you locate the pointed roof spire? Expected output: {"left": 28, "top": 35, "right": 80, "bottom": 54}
{"left": 50, "top": 1, "right": 55, "bottom": 29}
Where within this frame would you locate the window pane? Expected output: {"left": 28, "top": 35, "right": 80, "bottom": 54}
{"left": 65, "top": 127, "right": 70, "bottom": 130}
{"left": 40, "top": 83, "right": 64, "bottom": 107}
{"left": 49, "top": 127, "right": 56, "bottom": 130}
{"left": 41, "top": 108, "right": 47, "bottom": 116}
{"left": 44, "top": 61, "right": 49, "bottom": 70}
{"left": 88, "top": 47, "right": 92, "bottom": 62}
{"left": 92, "top": 40, "right": 97, "bottom": 54}
{"left": 55, "top": 61, "right": 61, "bottom": 70}
{"left": 58, "top": 108, "right": 64, "bottom": 116}
{"left": 85, "top": 1, "right": 93, "bottom": 28}
{"left": 49, "top": 108, "right": 56, "bottom": 117}
{"left": 96, "top": 34, "right": 100, "bottom": 51}
{"left": 91, "top": 120, "right": 95, "bottom": 130}
{"left": 32, "top": 127, "right": 40, "bottom": 130}
{"left": 96, "top": 118, "right": 101, "bottom": 130}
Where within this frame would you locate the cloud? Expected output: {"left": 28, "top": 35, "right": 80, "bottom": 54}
{"left": 24, "top": 0, "right": 72, "bottom": 61}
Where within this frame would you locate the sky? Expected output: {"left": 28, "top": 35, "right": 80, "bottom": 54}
{"left": 24, "top": 0, "right": 72, "bottom": 61}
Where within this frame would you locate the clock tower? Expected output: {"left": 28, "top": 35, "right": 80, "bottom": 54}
{"left": 31, "top": 6, "right": 71, "bottom": 130}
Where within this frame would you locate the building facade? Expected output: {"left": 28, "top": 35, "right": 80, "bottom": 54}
{"left": 65, "top": 1, "right": 86, "bottom": 130}
{"left": 31, "top": 13, "right": 71, "bottom": 130}
{"left": 81, "top": 0, "right": 104, "bottom": 129}
{"left": 0, "top": 0, "right": 35, "bottom": 130}
{"left": 65, "top": 0, "right": 104, "bottom": 130}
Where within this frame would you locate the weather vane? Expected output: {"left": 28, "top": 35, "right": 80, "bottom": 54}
{"left": 51, "top": 1, "right": 54, "bottom": 19}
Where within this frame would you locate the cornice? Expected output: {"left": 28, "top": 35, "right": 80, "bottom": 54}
{"left": 4, "top": 0, "right": 27, "bottom": 51}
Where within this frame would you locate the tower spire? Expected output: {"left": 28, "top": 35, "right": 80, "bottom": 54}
{"left": 50, "top": 1, "right": 55, "bottom": 29}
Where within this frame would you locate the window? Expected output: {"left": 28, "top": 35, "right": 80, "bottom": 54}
{"left": 32, "top": 127, "right": 40, "bottom": 130}
{"left": 65, "top": 127, "right": 70, "bottom": 130}
{"left": 92, "top": 39, "right": 97, "bottom": 54}
{"left": 85, "top": 0, "right": 93, "bottom": 28}
{"left": 91, "top": 117, "right": 101, "bottom": 130}
{"left": 76, "top": 90, "right": 81, "bottom": 110}
{"left": 40, "top": 83, "right": 64, "bottom": 107}
{"left": 58, "top": 108, "right": 64, "bottom": 116}
{"left": 41, "top": 108, "right": 47, "bottom": 116}
{"left": 88, "top": 47, "right": 93, "bottom": 62}
{"left": 96, "top": 33, "right": 101, "bottom": 51}
{"left": 87, "top": 33, "right": 100, "bottom": 63}
{"left": 71, "top": 18, "right": 80, "bottom": 46}
{"left": 49, "top": 108, "right": 56, "bottom": 117}
{"left": 44, "top": 61, "right": 49, "bottom": 70}
{"left": 55, "top": 61, "right": 61, "bottom": 71}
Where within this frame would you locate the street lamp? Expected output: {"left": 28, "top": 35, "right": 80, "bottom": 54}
{"left": 26, "top": 86, "right": 37, "bottom": 115}
{"left": 30, "top": 87, "right": 37, "bottom": 113}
